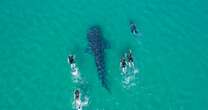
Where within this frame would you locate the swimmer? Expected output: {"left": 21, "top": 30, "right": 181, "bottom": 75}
{"left": 127, "top": 50, "right": 134, "bottom": 68}
{"left": 75, "top": 89, "right": 80, "bottom": 100}
{"left": 74, "top": 89, "right": 82, "bottom": 110}
{"left": 68, "top": 55, "right": 75, "bottom": 64}
{"left": 67, "top": 55, "right": 79, "bottom": 76}
{"left": 129, "top": 21, "right": 138, "bottom": 35}
{"left": 120, "top": 55, "right": 127, "bottom": 73}
{"left": 73, "top": 89, "right": 88, "bottom": 110}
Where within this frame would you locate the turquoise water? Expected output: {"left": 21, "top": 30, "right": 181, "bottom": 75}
{"left": 0, "top": 0, "right": 208, "bottom": 109}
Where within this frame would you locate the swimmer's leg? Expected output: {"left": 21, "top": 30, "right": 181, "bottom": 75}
{"left": 122, "top": 67, "right": 127, "bottom": 74}
{"left": 81, "top": 96, "right": 89, "bottom": 107}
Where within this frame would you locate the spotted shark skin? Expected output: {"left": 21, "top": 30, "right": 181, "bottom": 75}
{"left": 87, "top": 25, "right": 110, "bottom": 92}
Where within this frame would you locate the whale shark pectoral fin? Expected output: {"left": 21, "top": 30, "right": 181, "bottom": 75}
{"left": 85, "top": 47, "right": 93, "bottom": 54}
{"left": 102, "top": 38, "right": 111, "bottom": 49}
{"left": 104, "top": 42, "right": 111, "bottom": 49}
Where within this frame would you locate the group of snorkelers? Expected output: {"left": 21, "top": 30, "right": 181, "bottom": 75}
{"left": 68, "top": 55, "right": 88, "bottom": 110}
{"left": 68, "top": 50, "right": 135, "bottom": 109}
{"left": 120, "top": 49, "right": 135, "bottom": 73}
{"left": 67, "top": 21, "right": 138, "bottom": 110}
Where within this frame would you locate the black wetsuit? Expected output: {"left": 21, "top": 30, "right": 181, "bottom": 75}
{"left": 75, "top": 90, "right": 81, "bottom": 109}
{"left": 68, "top": 56, "right": 75, "bottom": 64}
{"left": 75, "top": 90, "right": 79, "bottom": 99}
{"left": 127, "top": 54, "right": 133, "bottom": 62}
{"left": 130, "top": 24, "right": 138, "bottom": 34}
{"left": 121, "top": 58, "right": 126, "bottom": 68}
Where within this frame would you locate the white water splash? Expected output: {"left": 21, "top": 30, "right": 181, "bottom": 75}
{"left": 72, "top": 95, "right": 89, "bottom": 110}
{"left": 70, "top": 63, "right": 82, "bottom": 83}
{"left": 121, "top": 64, "right": 139, "bottom": 89}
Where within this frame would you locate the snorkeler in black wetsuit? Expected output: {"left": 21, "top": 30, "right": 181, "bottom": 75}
{"left": 75, "top": 89, "right": 80, "bottom": 100}
{"left": 127, "top": 50, "right": 133, "bottom": 63}
{"left": 68, "top": 54, "right": 79, "bottom": 75}
{"left": 120, "top": 56, "right": 128, "bottom": 74}
{"left": 126, "top": 50, "right": 135, "bottom": 69}
{"left": 68, "top": 55, "right": 75, "bottom": 64}
{"left": 74, "top": 89, "right": 82, "bottom": 110}
{"left": 121, "top": 57, "right": 127, "bottom": 68}
{"left": 74, "top": 89, "right": 89, "bottom": 110}
{"left": 129, "top": 21, "right": 138, "bottom": 35}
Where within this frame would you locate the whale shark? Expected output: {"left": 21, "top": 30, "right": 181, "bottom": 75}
{"left": 86, "top": 25, "right": 110, "bottom": 92}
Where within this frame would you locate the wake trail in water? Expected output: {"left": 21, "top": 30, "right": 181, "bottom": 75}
{"left": 121, "top": 63, "right": 139, "bottom": 89}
